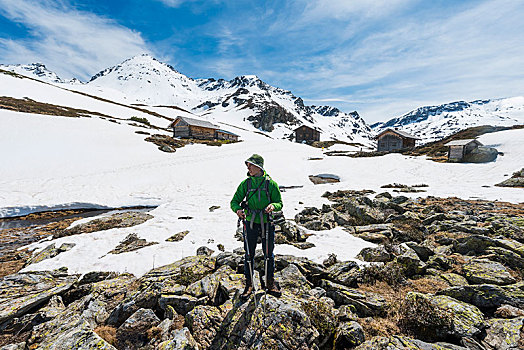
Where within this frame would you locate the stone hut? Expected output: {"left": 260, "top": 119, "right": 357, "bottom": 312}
{"left": 215, "top": 129, "right": 240, "bottom": 141}
{"left": 294, "top": 125, "right": 320, "bottom": 143}
{"left": 170, "top": 116, "right": 219, "bottom": 139}
{"left": 444, "top": 139, "right": 483, "bottom": 162}
{"left": 376, "top": 128, "right": 420, "bottom": 152}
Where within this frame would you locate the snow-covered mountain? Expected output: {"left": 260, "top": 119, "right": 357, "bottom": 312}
{"left": 1, "top": 54, "right": 375, "bottom": 145}
{"left": 0, "top": 62, "right": 83, "bottom": 84}
{"left": 372, "top": 97, "right": 524, "bottom": 143}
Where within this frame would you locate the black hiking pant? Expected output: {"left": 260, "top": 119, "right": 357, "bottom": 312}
{"left": 243, "top": 221, "right": 275, "bottom": 286}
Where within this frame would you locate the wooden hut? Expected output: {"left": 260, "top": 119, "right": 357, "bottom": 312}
{"left": 170, "top": 116, "right": 219, "bottom": 139}
{"left": 294, "top": 125, "right": 320, "bottom": 143}
{"left": 215, "top": 129, "right": 240, "bottom": 141}
{"left": 444, "top": 139, "right": 483, "bottom": 162}
{"left": 376, "top": 128, "right": 420, "bottom": 152}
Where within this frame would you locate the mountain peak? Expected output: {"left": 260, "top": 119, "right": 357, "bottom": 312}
{"left": 0, "top": 62, "right": 65, "bottom": 83}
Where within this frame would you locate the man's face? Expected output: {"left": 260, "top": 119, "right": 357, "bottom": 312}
{"left": 246, "top": 162, "right": 262, "bottom": 176}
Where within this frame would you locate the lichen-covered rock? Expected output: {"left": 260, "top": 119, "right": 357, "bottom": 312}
{"left": 166, "top": 230, "right": 190, "bottom": 242}
{"left": 357, "top": 245, "right": 391, "bottom": 262}
{"left": 326, "top": 261, "right": 360, "bottom": 287}
{"left": 0, "top": 271, "right": 78, "bottom": 325}
{"left": 158, "top": 327, "right": 199, "bottom": 349}
{"left": 116, "top": 308, "right": 161, "bottom": 348}
{"left": 109, "top": 233, "right": 158, "bottom": 254}
{"left": 343, "top": 199, "right": 385, "bottom": 225}
{"left": 140, "top": 255, "right": 216, "bottom": 288}
{"left": 354, "top": 335, "right": 468, "bottom": 349}
{"left": 439, "top": 273, "right": 469, "bottom": 287}
{"left": 462, "top": 259, "right": 516, "bottom": 285}
{"left": 276, "top": 263, "right": 312, "bottom": 296}
{"left": 405, "top": 241, "right": 434, "bottom": 262}
{"left": 394, "top": 248, "right": 427, "bottom": 277}
{"left": 185, "top": 265, "right": 236, "bottom": 305}
{"left": 404, "top": 292, "right": 484, "bottom": 340}
{"left": 25, "top": 242, "right": 76, "bottom": 266}
{"left": 321, "top": 280, "right": 387, "bottom": 317}
{"left": 483, "top": 317, "right": 524, "bottom": 350}
{"left": 62, "top": 211, "right": 153, "bottom": 237}
{"left": 494, "top": 304, "right": 524, "bottom": 318}
{"left": 485, "top": 246, "right": 524, "bottom": 270}
{"left": 438, "top": 282, "right": 524, "bottom": 310}
{"left": 334, "top": 321, "right": 365, "bottom": 348}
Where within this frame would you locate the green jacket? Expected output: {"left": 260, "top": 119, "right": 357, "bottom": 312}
{"left": 230, "top": 171, "right": 283, "bottom": 224}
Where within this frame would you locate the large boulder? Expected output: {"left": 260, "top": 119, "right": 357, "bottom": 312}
{"left": 140, "top": 255, "right": 216, "bottom": 289}
{"left": 463, "top": 146, "right": 498, "bottom": 163}
{"left": 116, "top": 308, "right": 161, "bottom": 348}
{"left": 401, "top": 292, "right": 484, "bottom": 341}
{"left": 0, "top": 271, "right": 78, "bottom": 326}
{"left": 437, "top": 282, "right": 524, "bottom": 310}
{"left": 157, "top": 327, "right": 199, "bottom": 349}
{"left": 321, "top": 280, "right": 387, "bottom": 317}
{"left": 355, "top": 335, "right": 468, "bottom": 349}
{"left": 357, "top": 246, "right": 391, "bottom": 262}
{"left": 462, "top": 259, "right": 516, "bottom": 285}
{"left": 483, "top": 317, "right": 524, "bottom": 350}
{"left": 186, "top": 295, "right": 320, "bottom": 349}
{"left": 333, "top": 321, "right": 365, "bottom": 349}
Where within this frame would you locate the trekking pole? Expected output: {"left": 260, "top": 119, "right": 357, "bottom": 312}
{"left": 240, "top": 218, "right": 258, "bottom": 307}
{"left": 262, "top": 212, "right": 273, "bottom": 318}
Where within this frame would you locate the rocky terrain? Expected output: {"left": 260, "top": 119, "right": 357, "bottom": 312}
{"left": 0, "top": 192, "right": 523, "bottom": 349}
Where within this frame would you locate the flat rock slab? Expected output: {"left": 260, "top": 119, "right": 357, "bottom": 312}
{"left": 62, "top": 211, "right": 153, "bottom": 237}
{"left": 309, "top": 174, "right": 340, "bottom": 184}
{"left": 462, "top": 259, "right": 516, "bottom": 285}
{"left": 0, "top": 271, "right": 78, "bottom": 324}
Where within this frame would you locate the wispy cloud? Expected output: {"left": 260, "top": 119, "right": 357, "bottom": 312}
{"left": 0, "top": 0, "right": 151, "bottom": 80}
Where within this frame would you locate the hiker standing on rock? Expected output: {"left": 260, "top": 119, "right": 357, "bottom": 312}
{"left": 231, "top": 154, "right": 283, "bottom": 299}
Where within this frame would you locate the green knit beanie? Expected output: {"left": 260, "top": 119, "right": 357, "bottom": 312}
{"left": 245, "top": 154, "right": 264, "bottom": 171}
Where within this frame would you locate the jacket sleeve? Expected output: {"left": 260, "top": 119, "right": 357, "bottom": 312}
{"left": 230, "top": 180, "right": 247, "bottom": 212}
{"left": 269, "top": 179, "right": 283, "bottom": 211}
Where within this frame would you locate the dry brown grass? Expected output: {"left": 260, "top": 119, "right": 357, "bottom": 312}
{"left": 94, "top": 325, "right": 117, "bottom": 345}
{"left": 357, "top": 277, "right": 449, "bottom": 339}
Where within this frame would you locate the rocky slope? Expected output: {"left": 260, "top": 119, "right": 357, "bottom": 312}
{"left": 372, "top": 97, "right": 524, "bottom": 144}
{"left": 1, "top": 191, "right": 523, "bottom": 349}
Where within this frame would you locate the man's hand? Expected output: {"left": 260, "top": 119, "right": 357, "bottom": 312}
{"left": 236, "top": 209, "right": 246, "bottom": 219}
{"left": 265, "top": 204, "right": 275, "bottom": 213}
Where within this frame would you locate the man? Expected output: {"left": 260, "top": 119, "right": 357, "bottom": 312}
{"left": 231, "top": 154, "right": 283, "bottom": 299}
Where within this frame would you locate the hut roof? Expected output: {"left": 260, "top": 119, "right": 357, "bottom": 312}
{"left": 171, "top": 116, "right": 219, "bottom": 129}
{"left": 376, "top": 128, "right": 421, "bottom": 140}
{"left": 216, "top": 129, "right": 239, "bottom": 137}
{"left": 294, "top": 125, "right": 321, "bottom": 132}
{"left": 444, "top": 139, "right": 483, "bottom": 146}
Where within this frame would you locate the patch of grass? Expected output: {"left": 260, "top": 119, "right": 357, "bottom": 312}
{"left": 130, "top": 116, "right": 150, "bottom": 125}
{"left": 0, "top": 96, "right": 111, "bottom": 118}
{"left": 94, "top": 325, "right": 117, "bottom": 345}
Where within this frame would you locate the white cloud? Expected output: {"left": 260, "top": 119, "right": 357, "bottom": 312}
{"left": 0, "top": 0, "right": 152, "bottom": 80}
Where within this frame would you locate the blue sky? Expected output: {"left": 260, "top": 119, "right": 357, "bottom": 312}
{"left": 0, "top": 0, "right": 523, "bottom": 123}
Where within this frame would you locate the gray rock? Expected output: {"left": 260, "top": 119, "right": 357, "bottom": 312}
{"left": 343, "top": 199, "right": 385, "bottom": 225}
{"left": 116, "top": 308, "right": 161, "bottom": 348}
{"left": 439, "top": 273, "right": 469, "bottom": 287}
{"left": 109, "top": 233, "right": 158, "bottom": 254}
{"left": 355, "top": 336, "right": 468, "bottom": 349}
{"left": 334, "top": 321, "right": 365, "bottom": 349}
{"left": 483, "top": 317, "right": 524, "bottom": 350}
{"left": 394, "top": 248, "right": 427, "bottom": 277}
{"left": 63, "top": 211, "right": 153, "bottom": 237}
{"left": 322, "top": 279, "right": 387, "bottom": 317}
{"left": 276, "top": 263, "right": 312, "bottom": 296}
{"left": 0, "top": 343, "right": 26, "bottom": 350}
{"left": 0, "top": 271, "right": 78, "bottom": 325}
{"left": 326, "top": 261, "right": 360, "bottom": 287}
{"left": 405, "top": 242, "right": 434, "bottom": 262}
{"left": 463, "top": 146, "right": 498, "bottom": 163}
{"left": 462, "top": 259, "right": 516, "bottom": 285}
{"left": 357, "top": 246, "right": 391, "bottom": 262}
{"left": 166, "top": 230, "right": 190, "bottom": 242}
{"left": 157, "top": 327, "right": 199, "bottom": 349}
{"left": 437, "top": 282, "right": 524, "bottom": 310}
{"left": 196, "top": 246, "right": 214, "bottom": 256}
{"left": 494, "top": 304, "right": 524, "bottom": 318}
{"left": 159, "top": 294, "right": 202, "bottom": 315}
{"left": 25, "top": 242, "right": 76, "bottom": 266}
{"left": 403, "top": 292, "right": 484, "bottom": 340}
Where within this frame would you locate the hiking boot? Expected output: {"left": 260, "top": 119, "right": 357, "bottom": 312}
{"left": 266, "top": 279, "right": 281, "bottom": 297}
{"left": 240, "top": 284, "right": 253, "bottom": 299}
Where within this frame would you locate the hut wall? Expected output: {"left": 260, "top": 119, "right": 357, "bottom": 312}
{"left": 190, "top": 126, "right": 216, "bottom": 140}
{"left": 377, "top": 134, "right": 402, "bottom": 152}
{"left": 296, "top": 126, "right": 320, "bottom": 142}
{"left": 449, "top": 146, "right": 464, "bottom": 160}
{"left": 174, "top": 125, "right": 190, "bottom": 138}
